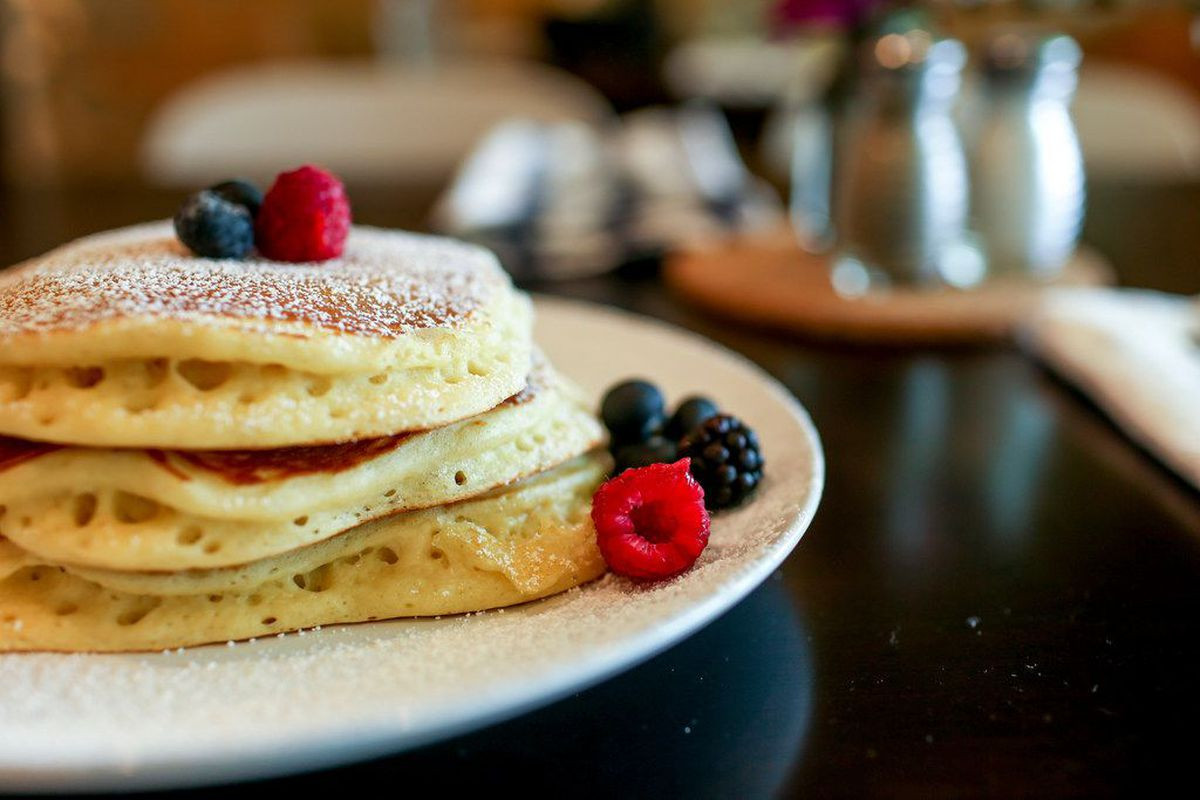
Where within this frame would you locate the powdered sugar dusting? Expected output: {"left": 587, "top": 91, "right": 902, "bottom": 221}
{"left": 0, "top": 298, "right": 824, "bottom": 788}
{"left": 0, "top": 222, "right": 507, "bottom": 338}
{"left": 0, "top": 460, "right": 816, "bottom": 774}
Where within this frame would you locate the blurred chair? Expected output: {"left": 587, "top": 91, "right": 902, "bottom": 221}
{"left": 140, "top": 59, "right": 614, "bottom": 187}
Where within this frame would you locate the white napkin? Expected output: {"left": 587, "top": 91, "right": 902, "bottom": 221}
{"left": 1023, "top": 288, "right": 1200, "bottom": 489}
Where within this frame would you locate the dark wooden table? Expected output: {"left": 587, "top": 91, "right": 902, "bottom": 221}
{"left": 2, "top": 179, "right": 1199, "bottom": 798}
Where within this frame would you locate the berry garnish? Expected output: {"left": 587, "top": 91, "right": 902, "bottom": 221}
{"left": 613, "top": 435, "right": 678, "bottom": 474}
{"left": 208, "top": 179, "right": 263, "bottom": 218}
{"left": 600, "top": 379, "right": 665, "bottom": 445}
{"left": 256, "top": 165, "right": 351, "bottom": 262}
{"left": 664, "top": 395, "right": 719, "bottom": 440}
{"left": 591, "top": 459, "right": 710, "bottom": 581}
{"left": 679, "top": 414, "right": 764, "bottom": 510}
{"left": 173, "top": 190, "right": 255, "bottom": 259}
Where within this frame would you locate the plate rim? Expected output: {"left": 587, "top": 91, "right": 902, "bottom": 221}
{"left": 0, "top": 295, "right": 825, "bottom": 792}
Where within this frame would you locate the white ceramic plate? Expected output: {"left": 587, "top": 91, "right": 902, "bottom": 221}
{"left": 0, "top": 297, "right": 824, "bottom": 792}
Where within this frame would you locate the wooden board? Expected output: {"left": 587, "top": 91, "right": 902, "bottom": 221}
{"left": 665, "top": 228, "right": 1113, "bottom": 345}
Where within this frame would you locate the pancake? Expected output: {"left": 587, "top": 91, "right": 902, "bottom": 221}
{"left": 0, "top": 222, "right": 533, "bottom": 449}
{"left": 0, "top": 359, "right": 603, "bottom": 572}
{"left": 0, "top": 453, "right": 608, "bottom": 652}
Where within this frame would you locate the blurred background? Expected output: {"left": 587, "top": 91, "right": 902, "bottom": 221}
{"left": 1, "top": 0, "right": 1199, "bottom": 294}
{"left": 4, "top": 4, "right": 1199, "bottom": 794}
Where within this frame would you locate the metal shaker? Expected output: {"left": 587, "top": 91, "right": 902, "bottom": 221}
{"left": 831, "top": 31, "right": 978, "bottom": 294}
{"left": 971, "top": 33, "right": 1084, "bottom": 280}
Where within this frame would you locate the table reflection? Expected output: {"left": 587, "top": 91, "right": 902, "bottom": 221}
{"left": 178, "top": 577, "right": 816, "bottom": 796}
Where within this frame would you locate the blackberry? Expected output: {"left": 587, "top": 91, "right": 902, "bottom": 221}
{"left": 679, "top": 414, "right": 764, "bottom": 510}
{"left": 600, "top": 379, "right": 664, "bottom": 445}
{"left": 174, "top": 190, "right": 254, "bottom": 259}
{"left": 664, "top": 395, "right": 719, "bottom": 440}
{"left": 613, "top": 435, "right": 678, "bottom": 474}
{"left": 208, "top": 179, "right": 263, "bottom": 218}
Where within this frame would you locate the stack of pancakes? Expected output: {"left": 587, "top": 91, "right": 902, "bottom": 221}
{"left": 0, "top": 222, "right": 607, "bottom": 651}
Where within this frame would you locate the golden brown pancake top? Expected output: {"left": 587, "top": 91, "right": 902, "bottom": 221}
{"left": 0, "top": 223, "right": 506, "bottom": 338}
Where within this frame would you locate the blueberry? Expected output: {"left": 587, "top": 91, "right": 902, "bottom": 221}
{"left": 613, "top": 436, "right": 678, "bottom": 474}
{"left": 208, "top": 179, "right": 263, "bottom": 218}
{"left": 601, "top": 379, "right": 665, "bottom": 445}
{"left": 174, "top": 190, "right": 254, "bottom": 259}
{"left": 665, "top": 395, "right": 719, "bottom": 440}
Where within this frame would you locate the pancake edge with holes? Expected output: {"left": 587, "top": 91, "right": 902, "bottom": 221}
{"left": 0, "top": 222, "right": 534, "bottom": 448}
{"left": 0, "top": 360, "right": 604, "bottom": 572}
{"left": 0, "top": 453, "right": 609, "bottom": 653}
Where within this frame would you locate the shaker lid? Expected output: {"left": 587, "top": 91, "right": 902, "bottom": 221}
{"left": 858, "top": 7, "right": 965, "bottom": 80}
{"left": 983, "top": 31, "right": 1082, "bottom": 88}
{"left": 850, "top": 8, "right": 966, "bottom": 104}
{"left": 858, "top": 29, "right": 966, "bottom": 106}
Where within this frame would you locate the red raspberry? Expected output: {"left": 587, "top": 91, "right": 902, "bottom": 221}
{"left": 591, "top": 459, "right": 710, "bottom": 581}
{"left": 255, "top": 165, "right": 351, "bottom": 262}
